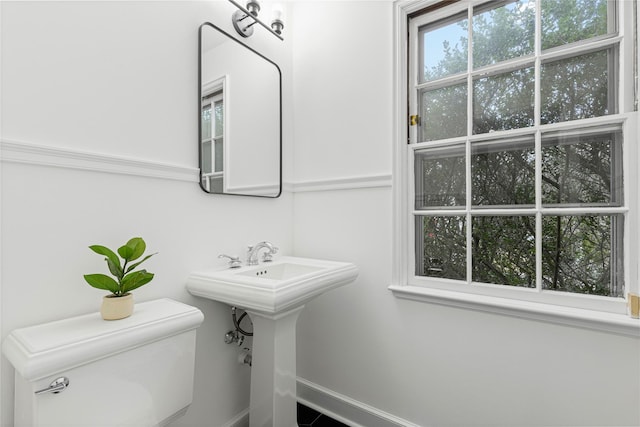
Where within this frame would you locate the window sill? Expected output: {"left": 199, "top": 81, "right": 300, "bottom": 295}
{"left": 388, "top": 284, "right": 640, "bottom": 337}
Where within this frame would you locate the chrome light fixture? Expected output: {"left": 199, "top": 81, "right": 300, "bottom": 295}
{"left": 229, "top": 0, "right": 284, "bottom": 40}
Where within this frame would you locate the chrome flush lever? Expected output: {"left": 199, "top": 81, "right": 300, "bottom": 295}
{"left": 35, "top": 377, "right": 69, "bottom": 395}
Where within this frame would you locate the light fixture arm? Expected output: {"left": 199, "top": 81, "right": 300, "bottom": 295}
{"left": 229, "top": 0, "right": 284, "bottom": 41}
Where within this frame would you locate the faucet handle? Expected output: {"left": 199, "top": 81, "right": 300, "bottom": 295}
{"left": 261, "top": 246, "right": 279, "bottom": 262}
{"left": 218, "top": 254, "right": 242, "bottom": 269}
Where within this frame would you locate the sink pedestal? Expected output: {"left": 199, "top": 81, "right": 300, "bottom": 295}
{"left": 247, "top": 306, "right": 303, "bottom": 427}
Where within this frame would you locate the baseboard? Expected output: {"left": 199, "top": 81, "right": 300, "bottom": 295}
{"left": 211, "top": 380, "right": 418, "bottom": 427}
{"left": 221, "top": 408, "right": 249, "bottom": 427}
{"left": 296, "top": 378, "right": 420, "bottom": 427}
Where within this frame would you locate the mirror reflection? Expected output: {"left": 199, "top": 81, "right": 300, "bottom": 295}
{"left": 199, "top": 22, "right": 281, "bottom": 197}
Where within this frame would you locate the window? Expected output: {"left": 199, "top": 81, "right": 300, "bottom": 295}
{"left": 393, "top": 0, "right": 639, "bottom": 321}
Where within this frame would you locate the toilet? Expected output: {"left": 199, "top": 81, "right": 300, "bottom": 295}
{"left": 2, "top": 298, "right": 204, "bottom": 427}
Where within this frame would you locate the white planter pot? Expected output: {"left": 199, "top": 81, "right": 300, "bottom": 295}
{"left": 101, "top": 293, "right": 134, "bottom": 320}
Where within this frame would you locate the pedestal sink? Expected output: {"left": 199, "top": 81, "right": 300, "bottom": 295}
{"left": 186, "top": 256, "right": 358, "bottom": 427}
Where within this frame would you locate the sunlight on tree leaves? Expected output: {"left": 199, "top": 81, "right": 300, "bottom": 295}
{"left": 473, "top": 0, "right": 535, "bottom": 68}
{"left": 541, "top": 0, "right": 609, "bottom": 50}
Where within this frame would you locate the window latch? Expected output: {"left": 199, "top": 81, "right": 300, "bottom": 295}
{"left": 409, "top": 115, "right": 420, "bottom": 126}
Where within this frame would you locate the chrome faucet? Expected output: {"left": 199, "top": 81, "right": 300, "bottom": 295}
{"left": 246, "top": 241, "right": 278, "bottom": 265}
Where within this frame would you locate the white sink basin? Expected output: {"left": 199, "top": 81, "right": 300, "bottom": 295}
{"left": 186, "top": 256, "right": 358, "bottom": 315}
{"left": 237, "top": 262, "right": 324, "bottom": 280}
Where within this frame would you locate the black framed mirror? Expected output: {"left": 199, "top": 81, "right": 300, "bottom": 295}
{"left": 198, "top": 22, "right": 282, "bottom": 197}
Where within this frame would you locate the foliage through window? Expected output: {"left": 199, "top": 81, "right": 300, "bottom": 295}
{"left": 409, "top": 0, "right": 632, "bottom": 302}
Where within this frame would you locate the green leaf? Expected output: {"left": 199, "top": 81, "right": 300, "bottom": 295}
{"left": 106, "top": 258, "right": 123, "bottom": 279}
{"left": 125, "top": 252, "right": 157, "bottom": 273}
{"left": 118, "top": 237, "right": 146, "bottom": 261}
{"left": 84, "top": 274, "right": 120, "bottom": 294}
{"left": 117, "top": 244, "right": 133, "bottom": 260}
{"left": 121, "top": 270, "right": 154, "bottom": 293}
{"left": 89, "top": 245, "right": 121, "bottom": 270}
{"left": 127, "top": 237, "right": 146, "bottom": 261}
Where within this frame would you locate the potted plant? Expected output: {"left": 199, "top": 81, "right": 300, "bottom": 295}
{"left": 84, "top": 237, "right": 157, "bottom": 320}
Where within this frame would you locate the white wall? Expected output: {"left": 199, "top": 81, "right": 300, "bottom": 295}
{"left": 291, "top": 2, "right": 640, "bottom": 426}
{"left": 0, "top": 1, "right": 293, "bottom": 426}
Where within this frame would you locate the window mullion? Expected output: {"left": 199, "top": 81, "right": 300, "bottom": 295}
{"left": 465, "top": 140, "right": 472, "bottom": 284}
{"left": 412, "top": 207, "right": 629, "bottom": 217}
{"left": 539, "top": 35, "right": 622, "bottom": 62}
{"left": 409, "top": 18, "right": 419, "bottom": 145}
{"left": 534, "top": 0, "right": 542, "bottom": 293}
{"left": 408, "top": 148, "right": 417, "bottom": 280}
{"left": 535, "top": 131, "right": 542, "bottom": 292}
{"left": 466, "top": 3, "right": 473, "bottom": 285}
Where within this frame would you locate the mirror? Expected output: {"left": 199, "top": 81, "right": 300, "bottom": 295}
{"left": 199, "top": 22, "right": 282, "bottom": 197}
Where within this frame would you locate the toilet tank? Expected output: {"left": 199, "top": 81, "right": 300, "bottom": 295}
{"left": 2, "top": 298, "right": 204, "bottom": 427}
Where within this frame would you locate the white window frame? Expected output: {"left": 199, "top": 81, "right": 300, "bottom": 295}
{"left": 390, "top": 0, "right": 640, "bottom": 337}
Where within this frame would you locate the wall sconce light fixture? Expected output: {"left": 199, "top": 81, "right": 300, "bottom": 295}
{"left": 229, "top": 0, "right": 284, "bottom": 41}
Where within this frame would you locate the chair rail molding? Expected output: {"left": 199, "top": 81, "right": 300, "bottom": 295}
{"left": 0, "top": 138, "right": 199, "bottom": 182}
{"left": 1, "top": 139, "right": 389, "bottom": 192}
{"left": 290, "top": 173, "right": 392, "bottom": 193}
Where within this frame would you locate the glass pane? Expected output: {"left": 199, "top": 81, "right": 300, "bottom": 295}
{"left": 542, "top": 128, "right": 622, "bottom": 206}
{"left": 201, "top": 141, "right": 212, "bottom": 174}
{"left": 416, "top": 216, "right": 466, "bottom": 280}
{"left": 472, "top": 216, "right": 536, "bottom": 287}
{"left": 542, "top": 215, "right": 623, "bottom": 297}
{"left": 540, "top": 47, "right": 616, "bottom": 124}
{"left": 210, "top": 176, "right": 224, "bottom": 193}
{"left": 214, "top": 139, "right": 224, "bottom": 172}
{"left": 214, "top": 100, "right": 224, "bottom": 138}
{"left": 473, "top": 67, "right": 534, "bottom": 134}
{"left": 541, "top": 0, "right": 610, "bottom": 50}
{"left": 415, "top": 145, "right": 465, "bottom": 208}
{"left": 201, "top": 104, "right": 212, "bottom": 140}
{"left": 421, "top": 13, "right": 468, "bottom": 82}
{"left": 420, "top": 83, "right": 467, "bottom": 141}
{"left": 473, "top": 0, "right": 535, "bottom": 68}
{"left": 472, "top": 137, "right": 535, "bottom": 206}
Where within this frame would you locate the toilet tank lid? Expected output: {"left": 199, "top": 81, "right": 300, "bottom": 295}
{"left": 2, "top": 298, "right": 204, "bottom": 381}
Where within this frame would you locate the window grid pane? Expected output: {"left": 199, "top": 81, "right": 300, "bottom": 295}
{"left": 540, "top": 0, "right": 612, "bottom": 51}
{"left": 473, "top": 66, "right": 535, "bottom": 134}
{"left": 471, "top": 137, "right": 536, "bottom": 207}
{"left": 416, "top": 216, "right": 466, "bottom": 280}
{"left": 541, "top": 214, "right": 624, "bottom": 297}
{"left": 415, "top": 145, "right": 466, "bottom": 209}
{"left": 420, "top": 83, "right": 467, "bottom": 141}
{"left": 472, "top": 215, "right": 536, "bottom": 287}
{"left": 540, "top": 47, "right": 618, "bottom": 124}
{"left": 420, "top": 12, "right": 468, "bottom": 83}
{"left": 541, "top": 127, "right": 622, "bottom": 207}
{"left": 473, "top": 0, "right": 536, "bottom": 69}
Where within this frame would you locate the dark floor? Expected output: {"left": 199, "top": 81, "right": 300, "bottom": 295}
{"left": 297, "top": 403, "right": 349, "bottom": 427}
